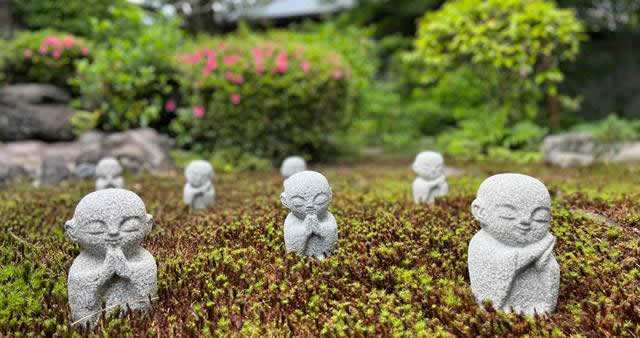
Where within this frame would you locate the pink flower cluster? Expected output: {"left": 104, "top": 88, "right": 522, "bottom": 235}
{"left": 28, "top": 35, "right": 89, "bottom": 60}
{"left": 179, "top": 41, "right": 348, "bottom": 112}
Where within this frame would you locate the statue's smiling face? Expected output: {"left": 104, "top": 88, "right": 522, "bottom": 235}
{"left": 281, "top": 171, "right": 332, "bottom": 216}
{"left": 472, "top": 174, "right": 552, "bottom": 247}
{"left": 484, "top": 202, "right": 551, "bottom": 247}
{"left": 66, "top": 189, "right": 152, "bottom": 255}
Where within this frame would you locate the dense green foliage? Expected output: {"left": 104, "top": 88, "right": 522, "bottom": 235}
{"left": 401, "top": 0, "right": 584, "bottom": 158}
{"left": 12, "top": 0, "right": 125, "bottom": 37}
{"left": 572, "top": 114, "right": 640, "bottom": 143}
{"left": 0, "top": 162, "right": 639, "bottom": 335}
{"left": 0, "top": 30, "right": 91, "bottom": 90}
{"left": 72, "top": 6, "right": 184, "bottom": 133}
{"left": 170, "top": 29, "right": 356, "bottom": 163}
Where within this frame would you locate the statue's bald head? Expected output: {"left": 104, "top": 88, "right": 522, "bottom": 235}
{"left": 95, "top": 157, "right": 122, "bottom": 177}
{"left": 413, "top": 151, "right": 444, "bottom": 180}
{"left": 476, "top": 174, "right": 550, "bottom": 209}
{"left": 472, "top": 174, "right": 551, "bottom": 247}
{"left": 185, "top": 160, "right": 213, "bottom": 188}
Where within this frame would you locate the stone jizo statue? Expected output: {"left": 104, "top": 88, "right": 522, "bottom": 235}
{"left": 65, "top": 189, "right": 157, "bottom": 327}
{"left": 468, "top": 173, "right": 560, "bottom": 316}
{"left": 280, "top": 156, "right": 306, "bottom": 179}
{"left": 281, "top": 171, "right": 337, "bottom": 259}
{"left": 95, "top": 157, "right": 124, "bottom": 190}
{"left": 183, "top": 160, "right": 215, "bottom": 209}
{"left": 412, "top": 151, "right": 448, "bottom": 204}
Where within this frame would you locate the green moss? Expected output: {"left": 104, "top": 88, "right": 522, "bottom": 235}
{"left": 0, "top": 162, "right": 639, "bottom": 336}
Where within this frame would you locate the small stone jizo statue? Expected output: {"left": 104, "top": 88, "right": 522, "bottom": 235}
{"left": 280, "top": 156, "right": 306, "bottom": 179}
{"left": 468, "top": 173, "right": 560, "bottom": 316}
{"left": 65, "top": 189, "right": 157, "bottom": 327}
{"left": 95, "top": 157, "right": 124, "bottom": 190}
{"left": 412, "top": 151, "right": 448, "bottom": 204}
{"left": 183, "top": 160, "right": 215, "bottom": 209}
{"left": 281, "top": 171, "right": 337, "bottom": 259}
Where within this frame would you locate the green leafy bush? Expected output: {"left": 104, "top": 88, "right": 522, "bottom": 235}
{"left": 12, "top": 0, "right": 125, "bottom": 37}
{"left": 572, "top": 114, "right": 640, "bottom": 143}
{"left": 170, "top": 31, "right": 356, "bottom": 162}
{"left": 401, "top": 0, "right": 584, "bottom": 158}
{"left": 0, "top": 30, "right": 92, "bottom": 90}
{"left": 72, "top": 6, "right": 184, "bottom": 132}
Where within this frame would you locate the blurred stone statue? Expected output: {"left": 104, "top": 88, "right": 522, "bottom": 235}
{"left": 412, "top": 151, "right": 448, "bottom": 204}
{"left": 280, "top": 156, "right": 306, "bottom": 179}
{"left": 183, "top": 160, "right": 215, "bottom": 209}
{"left": 95, "top": 157, "right": 124, "bottom": 190}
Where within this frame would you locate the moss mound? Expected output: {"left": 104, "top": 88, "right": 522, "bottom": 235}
{"left": 1, "top": 163, "right": 639, "bottom": 336}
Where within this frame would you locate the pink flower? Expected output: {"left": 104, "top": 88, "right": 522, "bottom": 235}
{"left": 39, "top": 45, "right": 48, "bottom": 55}
{"left": 301, "top": 61, "right": 311, "bottom": 73}
{"left": 231, "top": 93, "right": 241, "bottom": 105}
{"left": 251, "top": 47, "right": 262, "bottom": 59}
{"left": 332, "top": 69, "right": 343, "bottom": 80}
{"left": 52, "top": 49, "right": 62, "bottom": 59}
{"left": 223, "top": 55, "right": 236, "bottom": 65}
{"left": 62, "top": 36, "right": 74, "bottom": 49}
{"left": 233, "top": 74, "right": 244, "bottom": 84}
{"left": 206, "top": 51, "right": 217, "bottom": 71}
{"left": 164, "top": 99, "right": 177, "bottom": 112}
{"left": 44, "top": 36, "right": 61, "bottom": 47}
{"left": 23, "top": 49, "right": 33, "bottom": 59}
{"left": 225, "top": 71, "right": 234, "bottom": 81}
{"left": 193, "top": 105, "right": 205, "bottom": 118}
{"left": 275, "top": 52, "right": 288, "bottom": 74}
{"left": 80, "top": 47, "right": 89, "bottom": 56}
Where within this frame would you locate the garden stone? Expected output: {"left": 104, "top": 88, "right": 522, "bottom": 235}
{"left": 95, "top": 157, "right": 124, "bottom": 190}
{"left": 412, "top": 151, "right": 448, "bottom": 204}
{"left": 65, "top": 189, "right": 157, "bottom": 328}
{"left": 281, "top": 171, "right": 337, "bottom": 259}
{"left": 468, "top": 173, "right": 560, "bottom": 316}
{"left": 0, "top": 84, "right": 75, "bottom": 142}
{"left": 280, "top": 156, "right": 307, "bottom": 178}
{"left": 0, "top": 160, "right": 28, "bottom": 187}
{"left": 74, "top": 163, "right": 96, "bottom": 180}
{"left": 183, "top": 160, "right": 215, "bottom": 209}
{"left": 542, "top": 132, "right": 596, "bottom": 167}
{"left": 40, "top": 154, "right": 71, "bottom": 186}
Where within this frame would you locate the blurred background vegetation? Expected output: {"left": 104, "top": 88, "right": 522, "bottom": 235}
{"left": 1, "top": 0, "right": 638, "bottom": 169}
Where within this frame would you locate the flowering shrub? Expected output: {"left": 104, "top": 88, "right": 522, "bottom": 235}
{"left": 1, "top": 30, "right": 92, "bottom": 90}
{"left": 72, "top": 6, "right": 184, "bottom": 132}
{"left": 170, "top": 33, "right": 356, "bottom": 162}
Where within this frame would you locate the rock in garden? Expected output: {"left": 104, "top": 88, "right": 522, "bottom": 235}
{"left": 412, "top": 151, "right": 448, "bottom": 204}
{"left": 542, "top": 132, "right": 596, "bottom": 167}
{"left": 95, "top": 157, "right": 124, "bottom": 190}
{"left": 0, "top": 160, "right": 28, "bottom": 187}
{"left": 468, "top": 173, "right": 560, "bottom": 316}
{"left": 183, "top": 160, "right": 215, "bottom": 209}
{"left": 281, "top": 171, "right": 337, "bottom": 259}
{"left": 74, "top": 163, "right": 96, "bottom": 180}
{"left": 280, "top": 156, "right": 306, "bottom": 179}
{"left": 65, "top": 189, "right": 157, "bottom": 327}
{"left": 0, "top": 84, "right": 75, "bottom": 142}
{"left": 40, "top": 154, "right": 71, "bottom": 186}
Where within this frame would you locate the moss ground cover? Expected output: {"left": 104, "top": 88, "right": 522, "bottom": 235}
{"left": 0, "top": 162, "right": 639, "bottom": 336}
